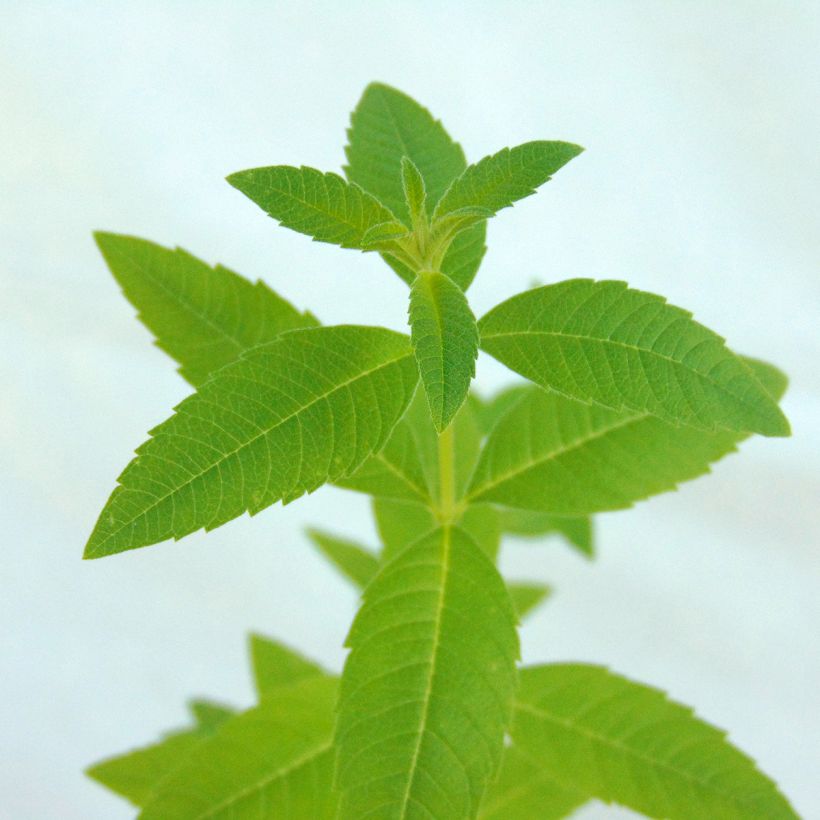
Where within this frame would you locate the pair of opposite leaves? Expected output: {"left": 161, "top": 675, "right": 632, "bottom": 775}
{"left": 85, "top": 82, "right": 788, "bottom": 560}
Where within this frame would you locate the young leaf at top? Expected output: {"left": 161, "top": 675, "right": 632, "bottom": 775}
{"left": 306, "top": 528, "right": 379, "bottom": 589}
{"left": 344, "top": 82, "right": 487, "bottom": 290}
{"left": 511, "top": 664, "right": 797, "bottom": 819}
{"left": 140, "top": 676, "right": 340, "bottom": 820}
{"left": 468, "top": 358, "right": 787, "bottom": 515}
{"left": 85, "top": 326, "right": 417, "bottom": 558}
{"left": 401, "top": 156, "right": 427, "bottom": 227}
{"left": 479, "top": 279, "right": 790, "bottom": 436}
{"left": 434, "top": 140, "right": 583, "bottom": 222}
{"left": 226, "top": 165, "right": 397, "bottom": 250}
{"left": 249, "top": 633, "right": 325, "bottom": 697}
{"left": 95, "top": 233, "right": 317, "bottom": 387}
{"left": 409, "top": 269, "right": 479, "bottom": 430}
{"left": 335, "top": 525, "right": 519, "bottom": 819}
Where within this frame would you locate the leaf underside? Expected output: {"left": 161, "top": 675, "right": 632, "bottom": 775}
{"left": 512, "top": 664, "right": 797, "bottom": 819}
{"left": 335, "top": 525, "right": 519, "bottom": 819}
{"left": 479, "top": 278, "right": 789, "bottom": 437}
{"left": 85, "top": 326, "right": 417, "bottom": 558}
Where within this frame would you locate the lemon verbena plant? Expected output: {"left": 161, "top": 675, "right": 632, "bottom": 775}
{"left": 85, "top": 83, "right": 797, "bottom": 819}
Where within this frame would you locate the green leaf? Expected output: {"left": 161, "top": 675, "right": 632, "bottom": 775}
{"left": 361, "top": 220, "right": 411, "bottom": 248}
{"left": 479, "top": 746, "right": 586, "bottom": 819}
{"left": 249, "top": 634, "right": 325, "bottom": 698}
{"left": 409, "top": 270, "right": 479, "bottom": 431}
{"left": 372, "top": 497, "right": 437, "bottom": 562}
{"left": 479, "top": 279, "right": 790, "bottom": 437}
{"left": 434, "top": 141, "right": 582, "bottom": 221}
{"left": 86, "top": 702, "right": 234, "bottom": 807}
{"left": 226, "top": 165, "right": 397, "bottom": 249}
{"left": 401, "top": 156, "right": 427, "bottom": 225}
{"left": 85, "top": 326, "right": 418, "bottom": 558}
{"left": 307, "top": 528, "right": 379, "bottom": 589}
{"left": 469, "top": 384, "right": 531, "bottom": 435}
{"left": 512, "top": 664, "right": 797, "bottom": 819}
{"left": 95, "top": 233, "right": 317, "bottom": 387}
{"left": 440, "top": 221, "right": 487, "bottom": 291}
{"left": 498, "top": 508, "right": 594, "bottom": 558}
{"left": 140, "top": 676, "right": 339, "bottom": 819}
{"left": 507, "top": 582, "right": 552, "bottom": 619}
{"left": 468, "top": 359, "right": 787, "bottom": 515}
{"left": 336, "top": 525, "right": 519, "bottom": 819}
{"left": 334, "top": 409, "right": 431, "bottom": 503}
{"left": 344, "top": 82, "right": 467, "bottom": 223}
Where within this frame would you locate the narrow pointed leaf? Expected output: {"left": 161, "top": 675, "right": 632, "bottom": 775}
{"left": 435, "top": 141, "right": 582, "bottom": 221}
{"left": 336, "top": 525, "right": 519, "bottom": 819}
{"left": 498, "top": 508, "right": 594, "bottom": 558}
{"left": 94, "top": 233, "right": 317, "bottom": 387}
{"left": 512, "top": 664, "right": 797, "bottom": 819}
{"left": 361, "top": 220, "right": 411, "bottom": 247}
{"left": 479, "top": 279, "right": 790, "bottom": 436}
{"left": 479, "top": 746, "right": 586, "bottom": 819}
{"left": 226, "top": 166, "right": 397, "bottom": 249}
{"left": 469, "top": 359, "right": 787, "bottom": 515}
{"left": 307, "top": 528, "right": 379, "bottom": 589}
{"left": 409, "top": 270, "right": 479, "bottom": 431}
{"left": 140, "top": 676, "right": 339, "bottom": 819}
{"left": 345, "top": 82, "right": 467, "bottom": 222}
{"left": 401, "top": 156, "right": 427, "bottom": 224}
{"left": 85, "top": 326, "right": 418, "bottom": 558}
{"left": 249, "top": 634, "right": 325, "bottom": 698}
{"left": 507, "top": 582, "right": 552, "bottom": 619}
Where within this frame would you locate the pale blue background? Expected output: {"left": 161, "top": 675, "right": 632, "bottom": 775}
{"left": 1, "top": 2, "right": 818, "bottom": 818}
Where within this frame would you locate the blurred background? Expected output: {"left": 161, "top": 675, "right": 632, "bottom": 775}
{"left": 1, "top": 2, "right": 818, "bottom": 817}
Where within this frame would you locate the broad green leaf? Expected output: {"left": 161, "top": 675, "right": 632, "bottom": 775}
{"left": 334, "top": 410, "right": 431, "bottom": 503}
{"left": 86, "top": 702, "right": 234, "bottom": 807}
{"left": 409, "top": 270, "right": 479, "bottom": 431}
{"left": 372, "top": 497, "right": 437, "bottom": 562}
{"left": 336, "top": 525, "right": 519, "bottom": 819}
{"left": 140, "top": 676, "right": 339, "bottom": 819}
{"left": 434, "top": 141, "right": 582, "bottom": 221}
{"left": 468, "top": 359, "right": 787, "bottom": 515}
{"left": 226, "top": 165, "right": 397, "bottom": 249}
{"left": 307, "top": 528, "right": 379, "bottom": 589}
{"left": 479, "top": 279, "right": 790, "bottom": 436}
{"left": 85, "top": 326, "right": 418, "bottom": 558}
{"left": 498, "top": 508, "right": 594, "bottom": 558}
{"left": 507, "top": 582, "right": 552, "bottom": 619}
{"left": 479, "top": 746, "right": 586, "bottom": 819}
{"left": 344, "top": 82, "right": 467, "bottom": 223}
{"left": 249, "top": 634, "right": 325, "bottom": 697}
{"left": 94, "top": 233, "right": 317, "bottom": 387}
{"left": 512, "top": 664, "right": 797, "bottom": 819}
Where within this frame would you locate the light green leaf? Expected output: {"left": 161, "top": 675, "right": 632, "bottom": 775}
{"left": 249, "top": 634, "right": 325, "bottom": 698}
{"left": 479, "top": 746, "right": 586, "bottom": 819}
{"left": 440, "top": 221, "right": 487, "bottom": 291}
{"left": 94, "top": 233, "right": 317, "bottom": 387}
{"left": 226, "top": 165, "right": 397, "bottom": 249}
{"left": 307, "top": 528, "right": 379, "bottom": 589}
{"left": 459, "top": 503, "right": 502, "bottom": 562}
{"left": 409, "top": 270, "right": 479, "bottom": 431}
{"left": 498, "top": 508, "right": 594, "bottom": 558}
{"left": 334, "top": 409, "right": 431, "bottom": 503}
{"left": 512, "top": 664, "right": 797, "bottom": 819}
{"left": 479, "top": 279, "right": 790, "bottom": 436}
{"left": 140, "top": 676, "right": 339, "bottom": 819}
{"left": 372, "top": 497, "right": 437, "bottom": 562}
{"left": 336, "top": 525, "right": 519, "bottom": 819}
{"left": 361, "top": 220, "right": 411, "bottom": 248}
{"left": 434, "top": 141, "right": 582, "bottom": 221}
{"left": 507, "top": 582, "right": 552, "bottom": 619}
{"left": 469, "top": 384, "right": 531, "bottom": 435}
{"left": 86, "top": 702, "right": 234, "bottom": 807}
{"left": 468, "top": 359, "right": 787, "bottom": 515}
{"left": 401, "top": 156, "right": 427, "bottom": 225}
{"left": 85, "top": 326, "right": 418, "bottom": 558}
{"left": 344, "top": 82, "right": 467, "bottom": 223}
